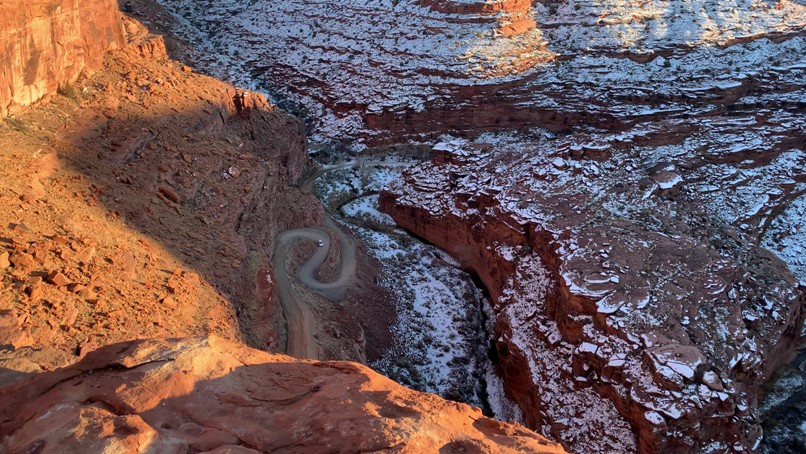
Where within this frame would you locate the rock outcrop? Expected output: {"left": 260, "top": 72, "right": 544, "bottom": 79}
{"left": 417, "top": 0, "right": 534, "bottom": 15}
{"left": 0, "top": 336, "right": 566, "bottom": 454}
{"left": 0, "top": 0, "right": 126, "bottom": 118}
{"left": 155, "top": 0, "right": 805, "bottom": 144}
{"left": 416, "top": 0, "right": 537, "bottom": 36}
{"left": 380, "top": 120, "right": 806, "bottom": 452}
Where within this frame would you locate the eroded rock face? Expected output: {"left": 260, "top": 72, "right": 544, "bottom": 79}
{"left": 379, "top": 120, "right": 806, "bottom": 452}
{"left": 0, "top": 336, "right": 566, "bottom": 454}
{"left": 0, "top": 0, "right": 126, "bottom": 118}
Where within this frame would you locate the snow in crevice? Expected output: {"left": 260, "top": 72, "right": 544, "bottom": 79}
{"left": 315, "top": 158, "right": 514, "bottom": 415}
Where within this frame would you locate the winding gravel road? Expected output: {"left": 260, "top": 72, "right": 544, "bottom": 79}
{"left": 273, "top": 219, "right": 356, "bottom": 359}
{"left": 275, "top": 158, "right": 415, "bottom": 359}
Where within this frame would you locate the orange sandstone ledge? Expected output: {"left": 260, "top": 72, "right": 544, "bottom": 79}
{"left": 0, "top": 336, "right": 566, "bottom": 453}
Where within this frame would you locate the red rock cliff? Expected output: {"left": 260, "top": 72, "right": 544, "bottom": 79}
{"left": 0, "top": 0, "right": 126, "bottom": 118}
{"left": 379, "top": 128, "right": 806, "bottom": 452}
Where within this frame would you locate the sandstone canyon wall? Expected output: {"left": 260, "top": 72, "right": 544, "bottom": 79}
{"left": 154, "top": 0, "right": 805, "bottom": 144}
{"left": 0, "top": 0, "right": 126, "bottom": 118}
{"left": 0, "top": 4, "right": 564, "bottom": 453}
{"left": 380, "top": 128, "right": 806, "bottom": 452}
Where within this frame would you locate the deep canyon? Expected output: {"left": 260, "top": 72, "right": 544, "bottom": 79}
{"left": 1, "top": 0, "right": 805, "bottom": 453}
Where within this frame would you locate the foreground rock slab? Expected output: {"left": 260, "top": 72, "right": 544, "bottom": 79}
{"left": 0, "top": 336, "right": 565, "bottom": 453}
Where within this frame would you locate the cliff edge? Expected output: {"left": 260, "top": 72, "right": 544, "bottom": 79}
{"left": 0, "top": 336, "right": 566, "bottom": 453}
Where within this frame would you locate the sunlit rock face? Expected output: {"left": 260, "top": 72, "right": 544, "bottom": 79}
{"left": 156, "top": 0, "right": 804, "bottom": 143}
{"left": 0, "top": 337, "right": 567, "bottom": 453}
{"left": 153, "top": 0, "right": 551, "bottom": 141}
{"left": 379, "top": 125, "right": 806, "bottom": 453}
{"left": 0, "top": 0, "right": 126, "bottom": 118}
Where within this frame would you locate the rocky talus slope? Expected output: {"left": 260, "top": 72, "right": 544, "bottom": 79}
{"left": 0, "top": 0, "right": 366, "bottom": 378}
{"left": 0, "top": 16, "right": 317, "bottom": 377}
{"left": 0, "top": 336, "right": 566, "bottom": 453}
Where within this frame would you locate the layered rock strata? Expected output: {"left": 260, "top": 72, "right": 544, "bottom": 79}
{"left": 380, "top": 118, "right": 806, "bottom": 452}
{"left": 154, "top": 0, "right": 805, "bottom": 143}
{"left": 154, "top": 0, "right": 552, "bottom": 142}
{"left": 0, "top": 336, "right": 567, "bottom": 454}
{"left": 0, "top": 0, "right": 126, "bottom": 118}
